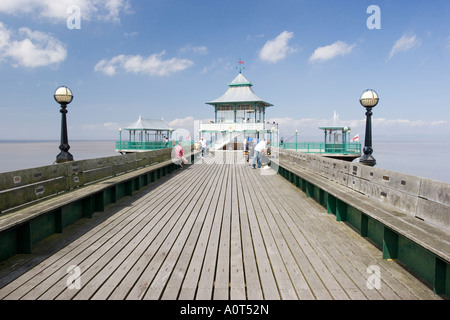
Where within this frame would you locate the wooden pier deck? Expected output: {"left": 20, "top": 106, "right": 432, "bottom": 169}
{"left": 0, "top": 152, "right": 441, "bottom": 300}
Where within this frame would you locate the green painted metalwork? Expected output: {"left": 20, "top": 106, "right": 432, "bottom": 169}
{"left": 0, "top": 147, "right": 198, "bottom": 264}
{"left": 281, "top": 141, "right": 361, "bottom": 155}
{"left": 383, "top": 227, "right": 399, "bottom": 260}
{"left": 346, "top": 206, "right": 362, "bottom": 232}
{"left": 336, "top": 199, "right": 347, "bottom": 222}
{"left": 115, "top": 140, "right": 193, "bottom": 152}
{"left": 30, "top": 211, "right": 57, "bottom": 245}
{"left": 116, "top": 141, "right": 170, "bottom": 151}
{"left": 278, "top": 162, "right": 449, "bottom": 297}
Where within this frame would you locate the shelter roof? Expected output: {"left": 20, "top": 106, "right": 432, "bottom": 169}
{"left": 206, "top": 73, "right": 273, "bottom": 107}
{"left": 125, "top": 116, "right": 171, "bottom": 131}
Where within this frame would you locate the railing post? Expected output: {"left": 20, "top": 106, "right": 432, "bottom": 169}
{"left": 434, "top": 258, "right": 447, "bottom": 295}
{"left": 336, "top": 199, "right": 347, "bottom": 222}
{"left": 17, "top": 222, "right": 31, "bottom": 254}
{"left": 327, "top": 194, "right": 336, "bottom": 215}
{"left": 360, "top": 213, "right": 368, "bottom": 237}
{"left": 383, "top": 227, "right": 398, "bottom": 260}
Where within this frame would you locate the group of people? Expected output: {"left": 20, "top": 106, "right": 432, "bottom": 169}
{"left": 246, "top": 137, "right": 269, "bottom": 169}
{"left": 174, "top": 136, "right": 269, "bottom": 169}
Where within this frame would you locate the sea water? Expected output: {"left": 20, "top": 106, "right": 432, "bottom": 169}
{"left": 0, "top": 140, "right": 449, "bottom": 183}
{"left": 0, "top": 140, "right": 118, "bottom": 173}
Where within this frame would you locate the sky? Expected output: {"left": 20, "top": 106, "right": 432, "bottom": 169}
{"left": 0, "top": 0, "right": 449, "bottom": 142}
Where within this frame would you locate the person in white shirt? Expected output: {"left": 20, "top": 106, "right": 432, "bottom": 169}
{"left": 199, "top": 137, "right": 207, "bottom": 157}
{"left": 252, "top": 138, "right": 268, "bottom": 169}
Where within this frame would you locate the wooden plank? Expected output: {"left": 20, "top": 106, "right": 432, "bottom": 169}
{"left": 145, "top": 162, "right": 226, "bottom": 300}
{"left": 0, "top": 167, "right": 186, "bottom": 300}
{"left": 0, "top": 151, "right": 443, "bottom": 301}
{"left": 0, "top": 163, "right": 67, "bottom": 191}
{"left": 0, "top": 177, "right": 69, "bottom": 214}
{"left": 0, "top": 159, "right": 175, "bottom": 235}
{"left": 239, "top": 166, "right": 281, "bottom": 300}
{"left": 173, "top": 163, "right": 227, "bottom": 300}
{"left": 235, "top": 164, "right": 263, "bottom": 300}
{"left": 264, "top": 169, "right": 382, "bottom": 299}
{"left": 243, "top": 168, "right": 299, "bottom": 300}
{"left": 106, "top": 163, "right": 216, "bottom": 300}
{"left": 258, "top": 171, "right": 364, "bottom": 300}
{"left": 265, "top": 168, "right": 438, "bottom": 300}
{"left": 230, "top": 164, "right": 246, "bottom": 300}
{"left": 22, "top": 178, "right": 178, "bottom": 299}
{"left": 87, "top": 166, "right": 202, "bottom": 300}
{"left": 213, "top": 164, "right": 232, "bottom": 300}
{"left": 260, "top": 172, "right": 352, "bottom": 300}
{"left": 186, "top": 164, "right": 228, "bottom": 300}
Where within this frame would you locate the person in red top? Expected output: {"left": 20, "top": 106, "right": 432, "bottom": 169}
{"left": 174, "top": 142, "right": 188, "bottom": 168}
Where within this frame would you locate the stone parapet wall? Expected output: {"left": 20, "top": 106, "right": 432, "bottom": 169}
{"left": 280, "top": 150, "right": 449, "bottom": 231}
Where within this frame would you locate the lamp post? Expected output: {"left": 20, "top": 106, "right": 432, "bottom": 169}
{"left": 359, "top": 89, "right": 379, "bottom": 166}
{"left": 119, "top": 128, "right": 122, "bottom": 151}
{"left": 295, "top": 130, "right": 298, "bottom": 151}
{"left": 54, "top": 86, "right": 74, "bottom": 163}
{"left": 343, "top": 127, "right": 349, "bottom": 154}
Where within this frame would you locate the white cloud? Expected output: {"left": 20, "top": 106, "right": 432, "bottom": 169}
{"left": 94, "top": 51, "right": 194, "bottom": 76}
{"left": 168, "top": 116, "right": 195, "bottom": 129}
{"left": 103, "top": 122, "right": 120, "bottom": 129}
{"left": 389, "top": 34, "right": 421, "bottom": 59}
{"left": 267, "top": 116, "right": 449, "bottom": 140}
{"left": 179, "top": 45, "right": 208, "bottom": 55}
{"left": 259, "top": 31, "right": 296, "bottom": 63}
{"left": 431, "top": 120, "right": 448, "bottom": 126}
{"left": 309, "top": 41, "right": 355, "bottom": 63}
{"left": 0, "top": 23, "right": 66, "bottom": 68}
{"left": 0, "top": 0, "right": 130, "bottom": 23}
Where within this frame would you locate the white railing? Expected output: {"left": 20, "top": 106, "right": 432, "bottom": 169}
{"left": 200, "top": 122, "right": 265, "bottom": 132}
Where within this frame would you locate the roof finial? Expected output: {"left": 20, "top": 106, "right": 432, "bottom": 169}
{"left": 237, "top": 59, "right": 245, "bottom": 73}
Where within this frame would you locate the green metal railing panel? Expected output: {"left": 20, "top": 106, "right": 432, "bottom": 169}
{"left": 442, "top": 262, "right": 450, "bottom": 296}
{"left": 62, "top": 202, "right": 83, "bottom": 229}
{"left": 346, "top": 206, "right": 362, "bottom": 232}
{"left": 278, "top": 160, "right": 449, "bottom": 297}
{"left": 398, "top": 235, "right": 436, "bottom": 286}
{"left": 115, "top": 141, "right": 170, "bottom": 151}
{"left": 367, "top": 216, "right": 384, "bottom": 248}
{"left": 115, "top": 141, "right": 192, "bottom": 151}
{"left": 0, "top": 231, "right": 17, "bottom": 262}
{"left": 281, "top": 141, "right": 361, "bottom": 155}
{"left": 30, "top": 211, "right": 57, "bottom": 245}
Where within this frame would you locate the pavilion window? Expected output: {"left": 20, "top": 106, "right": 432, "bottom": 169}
{"left": 236, "top": 105, "right": 248, "bottom": 124}
{"left": 216, "top": 105, "right": 234, "bottom": 123}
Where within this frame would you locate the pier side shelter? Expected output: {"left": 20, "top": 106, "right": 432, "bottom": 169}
{"left": 116, "top": 116, "right": 172, "bottom": 153}
{"left": 201, "top": 72, "right": 273, "bottom": 150}
{"left": 318, "top": 126, "right": 361, "bottom": 161}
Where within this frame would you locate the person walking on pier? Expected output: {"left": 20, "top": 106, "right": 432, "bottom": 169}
{"left": 175, "top": 142, "right": 188, "bottom": 168}
{"left": 252, "top": 138, "right": 268, "bottom": 169}
{"left": 199, "top": 137, "right": 207, "bottom": 157}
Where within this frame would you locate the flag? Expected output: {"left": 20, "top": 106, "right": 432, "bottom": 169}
{"left": 351, "top": 134, "right": 359, "bottom": 142}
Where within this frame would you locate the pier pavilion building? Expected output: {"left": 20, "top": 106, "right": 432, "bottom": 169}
{"left": 199, "top": 72, "right": 275, "bottom": 150}
{"left": 115, "top": 116, "right": 172, "bottom": 153}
